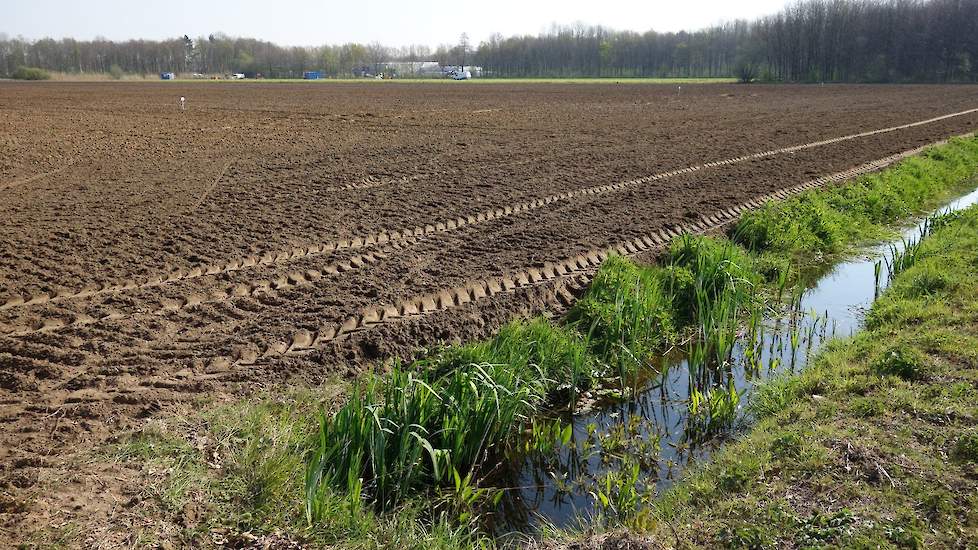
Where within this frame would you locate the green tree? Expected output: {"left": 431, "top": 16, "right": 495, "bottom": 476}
{"left": 234, "top": 50, "right": 255, "bottom": 72}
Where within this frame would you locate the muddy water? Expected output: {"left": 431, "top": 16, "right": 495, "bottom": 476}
{"left": 496, "top": 186, "right": 978, "bottom": 532}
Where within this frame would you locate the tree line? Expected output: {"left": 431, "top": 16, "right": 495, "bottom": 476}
{"left": 476, "top": 0, "right": 977, "bottom": 81}
{"left": 2, "top": 0, "right": 976, "bottom": 82}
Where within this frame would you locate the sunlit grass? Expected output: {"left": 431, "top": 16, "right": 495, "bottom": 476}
{"left": 732, "top": 135, "right": 978, "bottom": 267}
{"left": 642, "top": 204, "right": 978, "bottom": 547}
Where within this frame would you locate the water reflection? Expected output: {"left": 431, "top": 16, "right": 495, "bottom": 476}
{"left": 493, "top": 187, "right": 978, "bottom": 533}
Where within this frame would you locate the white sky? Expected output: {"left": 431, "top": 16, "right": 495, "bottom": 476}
{"left": 3, "top": 0, "right": 789, "bottom": 47}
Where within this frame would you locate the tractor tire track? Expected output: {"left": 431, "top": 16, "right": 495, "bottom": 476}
{"left": 3, "top": 107, "right": 975, "bottom": 314}
{"left": 218, "top": 136, "right": 956, "bottom": 367}
{"left": 337, "top": 173, "right": 431, "bottom": 191}
{"left": 0, "top": 161, "right": 76, "bottom": 192}
{"left": 0, "top": 236, "right": 427, "bottom": 337}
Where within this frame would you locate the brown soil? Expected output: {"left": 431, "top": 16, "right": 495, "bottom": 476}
{"left": 1, "top": 81, "right": 977, "bottom": 545}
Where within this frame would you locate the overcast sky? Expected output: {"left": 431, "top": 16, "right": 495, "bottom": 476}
{"left": 4, "top": 0, "right": 789, "bottom": 47}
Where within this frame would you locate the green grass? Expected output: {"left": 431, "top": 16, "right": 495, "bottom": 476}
{"left": 622, "top": 204, "right": 978, "bottom": 548}
{"left": 106, "top": 383, "right": 501, "bottom": 548}
{"left": 665, "top": 235, "right": 760, "bottom": 373}
{"left": 107, "top": 386, "right": 341, "bottom": 546}
{"left": 423, "top": 318, "right": 595, "bottom": 401}
{"left": 732, "top": 136, "right": 978, "bottom": 269}
{"left": 305, "top": 362, "right": 544, "bottom": 516}
{"left": 10, "top": 66, "right": 51, "bottom": 80}
{"left": 567, "top": 255, "right": 676, "bottom": 377}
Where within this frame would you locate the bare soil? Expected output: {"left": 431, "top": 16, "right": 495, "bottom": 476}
{"left": 1, "top": 81, "right": 976, "bottom": 545}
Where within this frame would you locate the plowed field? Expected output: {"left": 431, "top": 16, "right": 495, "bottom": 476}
{"left": 1, "top": 81, "right": 977, "bottom": 542}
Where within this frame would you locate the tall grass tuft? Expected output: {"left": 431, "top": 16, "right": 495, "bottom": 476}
{"left": 686, "top": 380, "right": 742, "bottom": 443}
{"left": 664, "top": 235, "right": 759, "bottom": 319}
{"left": 423, "top": 318, "right": 595, "bottom": 407}
{"left": 882, "top": 209, "right": 958, "bottom": 285}
{"left": 306, "top": 362, "right": 545, "bottom": 518}
{"left": 666, "top": 236, "right": 760, "bottom": 370}
{"left": 884, "top": 236, "right": 926, "bottom": 280}
{"left": 568, "top": 255, "right": 676, "bottom": 386}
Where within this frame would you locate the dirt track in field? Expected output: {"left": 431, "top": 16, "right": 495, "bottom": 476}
{"left": 1, "top": 81, "right": 977, "bottom": 543}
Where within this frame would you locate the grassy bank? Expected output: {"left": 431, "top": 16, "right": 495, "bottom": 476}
{"left": 94, "top": 135, "right": 978, "bottom": 549}
{"left": 733, "top": 136, "right": 978, "bottom": 271}
{"left": 616, "top": 202, "right": 978, "bottom": 548}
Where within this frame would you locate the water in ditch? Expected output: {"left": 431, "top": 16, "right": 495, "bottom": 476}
{"left": 492, "top": 186, "right": 978, "bottom": 533}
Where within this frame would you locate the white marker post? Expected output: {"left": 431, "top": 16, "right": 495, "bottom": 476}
{"left": 180, "top": 96, "right": 186, "bottom": 111}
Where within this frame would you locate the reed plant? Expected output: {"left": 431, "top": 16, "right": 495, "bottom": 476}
{"left": 669, "top": 236, "right": 761, "bottom": 394}
{"left": 686, "top": 380, "right": 742, "bottom": 444}
{"left": 568, "top": 255, "right": 676, "bottom": 387}
{"left": 305, "top": 362, "right": 545, "bottom": 518}
{"left": 884, "top": 236, "right": 926, "bottom": 280}
{"left": 422, "top": 318, "right": 595, "bottom": 408}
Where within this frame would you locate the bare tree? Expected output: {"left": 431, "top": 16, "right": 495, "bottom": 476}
{"left": 459, "top": 33, "right": 469, "bottom": 72}
{"left": 366, "top": 42, "right": 389, "bottom": 75}
{"left": 2, "top": 0, "right": 975, "bottom": 82}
